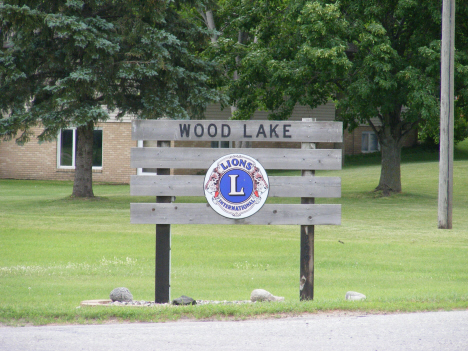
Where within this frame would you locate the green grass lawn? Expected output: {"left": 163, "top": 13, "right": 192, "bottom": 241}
{"left": 1, "top": 141, "right": 468, "bottom": 325}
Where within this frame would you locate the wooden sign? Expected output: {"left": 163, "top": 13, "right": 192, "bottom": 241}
{"left": 130, "top": 119, "right": 342, "bottom": 303}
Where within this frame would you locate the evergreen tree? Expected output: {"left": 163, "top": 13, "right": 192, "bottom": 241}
{"left": 0, "top": 0, "right": 222, "bottom": 197}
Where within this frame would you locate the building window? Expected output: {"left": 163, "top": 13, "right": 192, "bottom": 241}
{"left": 211, "top": 141, "right": 231, "bottom": 148}
{"left": 361, "top": 131, "right": 379, "bottom": 153}
{"left": 57, "top": 128, "right": 103, "bottom": 169}
{"left": 59, "top": 129, "right": 75, "bottom": 167}
{"left": 92, "top": 129, "right": 103, "bottom": 167}
{"left": 137, "top": 140, "right": 157, "bottom": 175}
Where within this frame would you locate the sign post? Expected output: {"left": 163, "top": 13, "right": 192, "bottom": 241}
{"left": 300, "top": 118, "right": 316, "bottom": 300}
{"left": 155, "top": 140, "right": 171, "bottom": 303}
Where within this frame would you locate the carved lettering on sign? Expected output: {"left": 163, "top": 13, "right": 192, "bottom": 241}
{"left": 256, "top": 124, "right": 267, "bottom": 138}
{"left": 179, "top": 123, "right": 232, "bottom": 138}
{"left": 283, "top": 124, "right": 292, "bottom": 138}
{"left": 222, "top": 124, "right": 231, "bottom": 137}
{"left": 243, "top": 124, "right": 252, "bottom": 138}
{"left": 178, "top": 123, "right": 293, "bottom": 140}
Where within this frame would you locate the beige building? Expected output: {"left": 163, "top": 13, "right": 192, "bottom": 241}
{"left": 0, "top": 102, "right": 417, "bottom": 183}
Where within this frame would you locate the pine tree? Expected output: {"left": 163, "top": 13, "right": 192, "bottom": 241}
{"left": 1, "top": 0, "right": 222, "bottom": 197}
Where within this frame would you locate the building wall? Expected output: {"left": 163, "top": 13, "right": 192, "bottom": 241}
{"left": 343, "top": 126, "right": 418, "bottom": 155}
{"left": 204, "top": 101, "right": 336, "bottom": 121}
{"left": 0, "top": 122, "right": 137, "bottom": 183}
{"left": 97, "top": 122, "right": 137, "bottom": 183}
{"left": 0, "top": 126, "right": 60, "bottom": 181}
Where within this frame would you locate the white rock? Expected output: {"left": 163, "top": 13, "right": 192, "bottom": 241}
{"left": 250, "top": 289, "right": 285, "bottom": 302}
{"left": 345, "top": 291, "right": 366, "bottom": 301}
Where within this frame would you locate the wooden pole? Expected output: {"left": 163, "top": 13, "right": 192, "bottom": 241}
{"left": 155, "top": 140, "right": 171, "bottom": 303}
{"left": 300, "top": 118, "right": 316, "bottom": 300}
{"left": 438, "top": 0, "right": 455, "bottom": 229}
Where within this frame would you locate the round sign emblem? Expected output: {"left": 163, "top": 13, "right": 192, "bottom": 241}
{"left": 204, "top": 154, "right": 269, "bottom": 219}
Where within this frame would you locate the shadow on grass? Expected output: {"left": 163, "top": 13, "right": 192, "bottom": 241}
{"left": 343, "top": 190, "right": 437, "bottom": 201}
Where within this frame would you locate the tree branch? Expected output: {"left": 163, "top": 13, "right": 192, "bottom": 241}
{"left": 394, "top": 16, "right": 406, "bottom": 40}
{"left": 196, "top": 8, "right": 208, "bottom": 27}
{"left": 366, "top": 118, "right": 380, "bottom": 136}
{"left": 377, "top": 111, "right": 385, "bottom": 125}
{"left": 400, "top": 118, "right": 422, "bottom": 138}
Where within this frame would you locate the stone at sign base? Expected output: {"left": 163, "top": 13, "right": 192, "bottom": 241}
{"left": 172, "top": 295, "right": 196, "bottom": 305}
{"left": 110, "top": 287, "right": 133, "bottom": 302}
{"left": 345, "top": 291, "right": 366, "bottom": 301}
{"left": 250, "top": 289, "right": 285, "bottom": 302}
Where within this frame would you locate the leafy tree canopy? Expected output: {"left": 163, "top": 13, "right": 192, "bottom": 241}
{"left": 337, "top": 0, "right": 468, "bottom": 145}
{"left": 203, "top": 0, "right": 351, "bottom": 120}
{"left": 206, "top": 0, "right": 468, "bottom": 194}
{"left": 336, "top": 0, "right": 468, "bottom": 193}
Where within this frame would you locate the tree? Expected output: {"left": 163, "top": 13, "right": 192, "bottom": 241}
{"left": 336, "top": 0, "right": 468, "bottom": 194}
{"left": 0, "top": 0, "right": 222, "bottom": 197}
{"left": 194, "top": 1, "right": 259, "bottom": 147}
{"left": 203, "top": 1, "right": 350, "bottom": 122}
{"left": 209, "top": 0, "right": 468, "bottom": 195}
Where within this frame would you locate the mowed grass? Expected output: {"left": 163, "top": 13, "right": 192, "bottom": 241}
{"left": 1, "top": 141, "right": 468, "bottom": 325}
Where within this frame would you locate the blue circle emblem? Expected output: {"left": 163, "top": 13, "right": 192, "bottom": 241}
{"left": 219, "top": 169, "right": 253, "bottom": 203}
{"left": 204, "top": 154, "right": 269, "bottom": 219}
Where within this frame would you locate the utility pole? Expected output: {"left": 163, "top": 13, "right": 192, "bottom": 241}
{"left": 438, "top": 0, "right": 455, "bottom": 229}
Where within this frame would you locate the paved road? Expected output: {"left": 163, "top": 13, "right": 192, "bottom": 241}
{"left": 1, "top": 311, "right": 467, "bottom": 351}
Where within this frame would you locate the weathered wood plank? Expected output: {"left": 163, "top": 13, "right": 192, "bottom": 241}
{"left": 130, "top": 203, "right": 341, "bottom": 225}
{"left": 131, "top": 148, "right": 342, "bottom": 170}
{"left": 132, "top": 120, "right": 343, "bottom": 143}
{"left": 130, "top": 175, "right": 341, "bottom": 198}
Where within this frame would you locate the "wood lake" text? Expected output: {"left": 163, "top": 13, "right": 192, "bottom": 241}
{"left": 179, "top": 123, "right": 292, "bottom": 139}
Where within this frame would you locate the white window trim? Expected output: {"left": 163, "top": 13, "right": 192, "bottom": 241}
{"left": 361, "top": 131, "right": 380, "bottom": 153}
{"left": 57, "top": 128, "right": 103, "bottom": 170}
{"left": 137, "top": 140, "right": 157, "bottom": 175}
{"left": 57, "top": 127, "right": 76, "bottom": 169}
{"left": 92, "top": 127, "right": 103, "bottom": 170}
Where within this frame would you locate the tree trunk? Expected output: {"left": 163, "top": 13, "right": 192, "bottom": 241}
{"left": 205, "top": 10, "right": 217, "bottom": 43}
{"left": 376, "top": 135, "right": 402, "bottom": 195}
{"left": 72, "top": 122, "right": 95, "bottom": 198}
{"left": 202, "top": 11, "right": 250, "bottom": 129}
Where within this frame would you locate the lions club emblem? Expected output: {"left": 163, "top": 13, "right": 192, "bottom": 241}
{"left": 204, "top": 154, "right": 269, "bottom": 219}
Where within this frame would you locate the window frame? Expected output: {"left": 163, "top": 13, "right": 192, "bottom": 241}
{"left": 361, "top": 131, "right": 380, "bottom": 153}
{"left": 92, "top": 128, "right": 103, "bottom": 169}
{"left": 57, "top": 127, "right": 103, "bottom": 170}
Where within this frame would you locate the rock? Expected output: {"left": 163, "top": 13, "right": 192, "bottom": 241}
{"left": 345, "top": 291, "right": 366, "bottom": 301}
{"left": 109, "top": 287, "right": 133, "bottom": 302}
{"left": 250, "top": 289, "right": 285, "bottom": 302}
{"left": 172, "top": 295, "right": 196, "bottom": 305}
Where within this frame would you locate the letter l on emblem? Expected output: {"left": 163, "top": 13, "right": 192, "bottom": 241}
{"left": 228, "top": 175, "right": 245, "bottom": 195}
